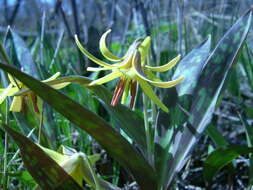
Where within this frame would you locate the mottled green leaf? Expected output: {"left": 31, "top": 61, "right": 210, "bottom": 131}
{"left": 1, "top": 125, "right": 84, "bottom": 190}
{"left": 173, "top": 36, "right": 211, "bottom": 96}
{"left": 166, "top": 8, "right": 252, "bottom": 187}
{"left": 16, "top": 76, "right": 147, "bottom": 153}
{"left": 154, "top": 37, "right": 211, "bottom": 189}
{"left": 204, "top": 145, "right": 253, "bottom": 181}
{"left": 0, "top": 64, "right": 157, "bottom": 190}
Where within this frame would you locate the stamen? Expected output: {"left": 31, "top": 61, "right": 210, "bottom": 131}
{"left": 31, "top": 93, "right": 39, "bottom": 113}
{"left": 130, "top": 80, "right": 137, "bottom": 109}
{"left": 111, "top": 78, "right": 125, "bottom": 107}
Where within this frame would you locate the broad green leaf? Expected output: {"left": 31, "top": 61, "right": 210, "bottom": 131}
{"left": 1, "top": 125, "right": 84, "bottom": 190}
{"left": 155, "top": 37, "right": 211, "bottom": 189}
{"left": 166, "top": 8, "right": 252, "bottom": 187}
{"left": 203, "top": 145, "right": 253, "bottom": 181}
{"left": 0, "top": 64, "right": 157, "bottom": 190}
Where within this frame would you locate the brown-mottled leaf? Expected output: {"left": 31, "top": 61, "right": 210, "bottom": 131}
{"left": 0, "top": 64, "right": 157, "bottom": 190}
{"left": 154, "top": 37, "right": 211, "bottom": 189}
{"left": 166, "top": 8, "right": 252, "bottom": 187}
{"left": 1, "top": 125, "right": 84, "bottom": 190}
{"left": 16, "top": 76, "right": 147, "bottom": 153}
{"left": 172, "top": 36, "right": 211, "bottom": 96}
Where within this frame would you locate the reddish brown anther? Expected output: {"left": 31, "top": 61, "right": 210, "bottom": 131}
{"left": 130, "top": 80, "right": 137, "bottom": 109}
{"left": 111, "top": 78, "right": 126, "bottom": 107}
{"left": 30, "top": 93, "right": 40, "bottom": 113}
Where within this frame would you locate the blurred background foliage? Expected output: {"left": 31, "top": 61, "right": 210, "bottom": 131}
{"left": 1, "top": 0, "right": 253, "bottom": 189}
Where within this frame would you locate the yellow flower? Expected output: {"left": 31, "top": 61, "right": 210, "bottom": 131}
{"left": 40, "top": 145, "right": 100, "bottom": 187}
{"left": 0, "top": 72, "right": 70, "bottom": 112}
{"left": 75, "top": 29, "right": 184, "bottom": 112}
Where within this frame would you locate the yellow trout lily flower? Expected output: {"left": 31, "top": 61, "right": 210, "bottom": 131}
{"left": 0, "top": 72, "right": 70, "bottom": 113}
{"left": 75, "top": 29, "right": 184, "bottom": 112}
{"left": 40, "top": 145, "right": 100, "bottom": 187}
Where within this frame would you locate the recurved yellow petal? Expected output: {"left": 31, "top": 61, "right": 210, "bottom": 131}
{"left": 0, "top": 84, "right": 13, "bottom": 104}
{"left": 87, "top": 67, "right": 111, "bottom": 72}
{"left": 60, "top": 153, "right": 84, "bottom": 186}
{"left": 137, "top": 78, "right": 168, "bottom": 113}
{"left": 10, "top": 96, "right": 22, "bottom": 112}
{"left": 133, "top": 51, "right": 184, "bottom": 88}
{"left": 138, "top": 36, "right": 151, "bottom": 66}
{"left": 99, "top": 29, "right": 123, "bottom": 62}
{"left": 75, "top": 35, "right": 116, "bottom": 68}
{"left": 145, "top": 55, "right": 181, "bottom": 72}
{"left": 39, "top": 145, "right": 68, "bottom": 163}
{"left": 8, "top": 74, "right": 22, "bottom": 87}
{"left": 51, "top": 82, "right": 70, "bottom": 89}
{"left": 42, "top": 72, "right": 61, "bottom": 82}
{"left": 137, "top": 72, "right": 184, "bottom": 88}
{"left": 89, "top": 71, "right": 123, "bottom": 86}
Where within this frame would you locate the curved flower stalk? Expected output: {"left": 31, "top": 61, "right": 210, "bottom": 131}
{"left": 75, "top": 29, "right": 184, "bottom": 112}
{"left": 0, "top": 72, "right": 70, "bottom": 112}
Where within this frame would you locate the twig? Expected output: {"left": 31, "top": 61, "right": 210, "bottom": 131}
{"left": 9, "top": 0, "right": 22, "bottom": 25}
{"left": 70, "top": 0, "right": 85, "bottom": 73}
{"left": 55, "top": 0, "right": 73, "bottom": 39}
{"left": 49, "top": 29, "right": 64, "bottom": 70}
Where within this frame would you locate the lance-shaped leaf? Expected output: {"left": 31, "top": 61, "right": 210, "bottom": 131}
{"left": 16, "top": 76, "right": 147, "bottom": 154}
{"left": 203, "top": 145, "right": 253, "bottom": 181}
{"left": 1, "top": 125, "right": 84, "bottom": 190}
{"left": 0, "top": 64, "right": 157, "bottom": 190}
{"left": 154, "top": 37, "right": 211, "bottom": 189}
{"left": 166, "top": 8, "right": 253, "bottom": 187}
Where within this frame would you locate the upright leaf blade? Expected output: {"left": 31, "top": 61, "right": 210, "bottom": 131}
{"left": 166, "top": 8, "right": 253, "bottom": 187}
{"left": 2, "top": 125, "right": 84, "bottom": 190}
{"left": 155, "top": 37, "right": 211, "bottom": 189}
{"left": 0, "top": 64, "right": 157, "bottom": 190}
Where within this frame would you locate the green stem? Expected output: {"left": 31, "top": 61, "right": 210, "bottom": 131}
{"left": 3, "top": 99, "right": 9, "bottom": 189}
{"left": 38, "top": 102, "right": 44, "bottom": 144}
{"left": 151, "top": 101, "right": 157, "bottom": 153}
{"left": 143, "top": 92, "right": 152, "bottom": 164}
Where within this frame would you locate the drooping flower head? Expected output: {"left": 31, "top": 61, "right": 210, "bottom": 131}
{"left": 0, "top": 72, "right": 70, "bottom": 113}
{"left": 75, "top": 30, "right": 184, "bottom": 112}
